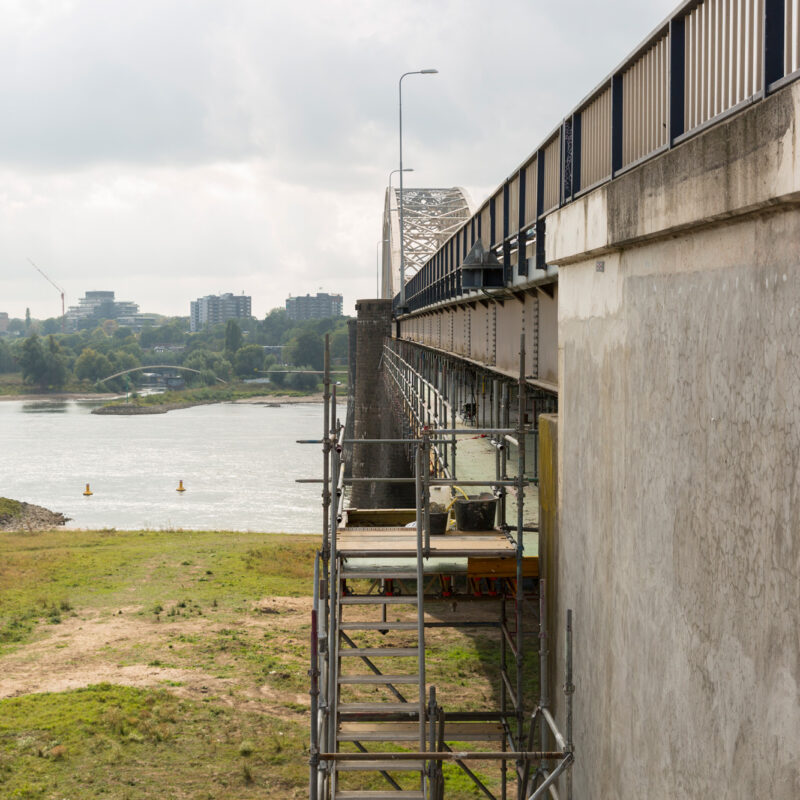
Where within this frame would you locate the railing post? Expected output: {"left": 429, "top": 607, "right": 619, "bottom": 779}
{"left": 517, "top": 167, "right": 528, "bottom": 277}
{"left": 559, "top": 118, "right": 571, "bottom": 207}
{"left": 503, "top": 182, "right": 511, "bottom": 284}
{"left": 535, "top": 148, "right": 546, "bottom": 270}
{"left": 309, "top": 552, "right": 321, "bottom": 800}
{"left": 322, "top": 335, "right": 331, "bottom": 550}
{"left": 764, "top": 0, "right": 786, "bottom": 92}
{"left": 516, "top": 334, "right": 527, "bottom": 792}
{"left": 422, "top": 429, "right": 431, "bottom": 557}
{"left": 669, "top": 15, "right": 686, "bottom": 145}
{"left": 327, "top": 424, "right": 341, "bottom": 772}
{"left": 414, "top": 444, "right": 427, "bottom": 758}
{"left": 571, "top": 112, "right": 581, "bottom": 198}
{"left": 611, "top": 74, "right": 623, "bottom": 176}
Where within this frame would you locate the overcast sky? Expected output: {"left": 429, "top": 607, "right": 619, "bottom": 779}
{"left": 0, "top": 0, "right": 677, "bottom": 321}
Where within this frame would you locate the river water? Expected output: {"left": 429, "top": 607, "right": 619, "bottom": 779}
{"left": 0, "top": 399, "right": 325, "bottom": 533}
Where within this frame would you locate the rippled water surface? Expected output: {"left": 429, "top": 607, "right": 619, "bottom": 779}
{"left": 0, "top": 399, "right": 324, "bottom": 532}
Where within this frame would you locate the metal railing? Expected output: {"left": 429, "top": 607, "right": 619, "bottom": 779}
{"left": 395, "top": 0, "right": 800, "bottom": 315}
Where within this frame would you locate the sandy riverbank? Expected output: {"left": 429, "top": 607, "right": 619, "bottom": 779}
{"left": 233, "top": 392, "right": 324, "bottom": 405}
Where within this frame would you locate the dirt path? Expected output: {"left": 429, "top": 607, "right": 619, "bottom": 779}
{"left": 0, "top": 597, "right": 312, "bottom": 716}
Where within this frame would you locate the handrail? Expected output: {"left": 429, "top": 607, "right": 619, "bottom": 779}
{"left": 395, "top": 0, "right": 800, "bottom": 315}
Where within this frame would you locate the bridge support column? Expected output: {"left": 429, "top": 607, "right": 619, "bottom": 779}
{"left": 350, "top": 299, "right": 414, "bottom": 509}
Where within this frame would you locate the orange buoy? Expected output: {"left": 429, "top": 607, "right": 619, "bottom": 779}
{"left": 176, "top": 480, "right": 186, "bottom": 493}
{"left": 83, "top": 483, "right": 93, "bottom": 496}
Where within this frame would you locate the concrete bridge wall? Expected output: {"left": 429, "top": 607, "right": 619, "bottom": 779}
{"left": 548, "top": 80, "right": 800, "bottom": 798}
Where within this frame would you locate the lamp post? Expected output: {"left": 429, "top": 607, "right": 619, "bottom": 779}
{"left": 376, "top": 239, "right": 387, "bottom": 297}
{"left": 398, "top": 69, "right": 438, "bottom": 312}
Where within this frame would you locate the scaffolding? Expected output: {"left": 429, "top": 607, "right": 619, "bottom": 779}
{"left": 303, "top": 334, "right": 574, "bottom": 800}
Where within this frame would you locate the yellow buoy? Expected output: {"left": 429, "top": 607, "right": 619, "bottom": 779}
{"left": 83, "top": 483, "right": 93, "bottom": 496}
{"left": 176, "top": 480, "right": 186, "bottom": 493}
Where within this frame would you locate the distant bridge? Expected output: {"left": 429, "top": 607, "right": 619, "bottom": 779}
{"left": 98, "top": 365, "right": 227, "bottom": 385}
{"left": 380, "top": 186, "right": 473, "bottom": 299}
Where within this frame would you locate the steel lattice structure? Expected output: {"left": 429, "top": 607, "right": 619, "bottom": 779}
{"left": 381, "top": 187, "right": 473, "bottom": 299}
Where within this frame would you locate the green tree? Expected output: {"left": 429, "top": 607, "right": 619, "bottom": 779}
{"left": 109, "top": 350, "right": 141, "bottom": 376}
{"left": 87, "top": 327, "right": 113, "bottom": 354}
{"left": 212, "top": 356, "right": 233, "bottom": 382}
{"left": 262, "top": 308, "right": 294, "bottom": 345}
{"left": 74, "top": 348, "right": 114, "bottom": 382}
{"left": 224, "top": 320, "right": 243, "bottom": 359}
{"left": 0, "top": 340, "right": 15, "bottom": 373}
{"left": 234, "top": 344, "right": 264, "bottom": 377}
{"left": 140, "top": 322, "right": 185, "bottom": 348}
{"left": 19, "top": 334, "right": 45, "bottom": 385}
{"left": 287, "top": 366, "right": 319, "bottom": 392}
{"left": 41, "top": 336, "right": 68, "bottom": 389}
{"left": 286, "top": 330, "right": 324, "bottom": 371}
{"left": 267, "top": 363, "right": 286, "bottom": 388}
{"left": 20, "top": 334, "right": 67, "bottom": 389}
{"left": 41, "top": 318, "right": 60, "bottom": 335}
{"left": 330, "top": 326, "right": 349, "bottom": 361}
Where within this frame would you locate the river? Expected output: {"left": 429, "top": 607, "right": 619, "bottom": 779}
{"left": 0, "top": 399, "right": 325, "bottom": 533}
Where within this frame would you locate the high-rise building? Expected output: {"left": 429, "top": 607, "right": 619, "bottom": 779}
{"left": 0, "top": 312, "right": 8, "bottom": 332}
{"left": 65, "top": 291, "right": 139, "bottom": 331}
{"left": 190, "top": 293, "right": 252, "bottom": 332}
{"left": 285, "top": 292, "right": 343, "bottom": 321}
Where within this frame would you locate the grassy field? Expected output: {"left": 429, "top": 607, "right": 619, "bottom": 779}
{"left": 0, "top": 528, "right": 536, "bottom": 799}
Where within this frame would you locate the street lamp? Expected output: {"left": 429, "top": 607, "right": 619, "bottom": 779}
{"left": 376, "top": 239, "right": 387, "bottom": 297}
{"left": 389, "top": 167, "right": 414, "bottom": 189}
{"left": 398, "top": 69, "right": 438, "bottom": 311}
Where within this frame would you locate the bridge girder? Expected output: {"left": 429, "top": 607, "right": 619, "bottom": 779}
{"left": 395, "top": 283, "right": 558, "bottom": 395}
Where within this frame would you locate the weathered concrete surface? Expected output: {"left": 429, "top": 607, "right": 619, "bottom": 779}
{"left": 548, "top": 82, "right": 800, "bottom": 798}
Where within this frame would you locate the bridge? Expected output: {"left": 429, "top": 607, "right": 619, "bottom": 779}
{"left": 320, "top": 1, "right": 800, "bottom": 798}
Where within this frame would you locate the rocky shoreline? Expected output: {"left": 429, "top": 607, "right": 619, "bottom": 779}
{"left": 0, "top": 500, "right": 70, "bottom": 532}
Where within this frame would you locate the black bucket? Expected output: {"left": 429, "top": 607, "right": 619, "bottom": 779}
{"left": 429, "top": 511, "right": 448, "bottom": 535}
{"left": 454, "top": 493, "right": 497, "bottom": 531}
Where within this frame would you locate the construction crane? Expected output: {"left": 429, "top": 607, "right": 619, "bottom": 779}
{"left": 28, "top": 258, "right": 66, "bottom": 332}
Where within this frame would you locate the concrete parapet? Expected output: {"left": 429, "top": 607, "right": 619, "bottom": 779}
{"left": 547, "top": 80, "right": 800, "bottom": 267}
{"left": 552, "top": 80, "right": 800, "bottom": 798}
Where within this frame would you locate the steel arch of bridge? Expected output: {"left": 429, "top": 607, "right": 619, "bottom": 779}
{"left": 381, "top": 186, "right": 473, "bottom": 300}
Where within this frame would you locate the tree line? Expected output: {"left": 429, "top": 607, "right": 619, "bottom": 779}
{"left": 0, "top": 309, "right": 349, "bottom": 392}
